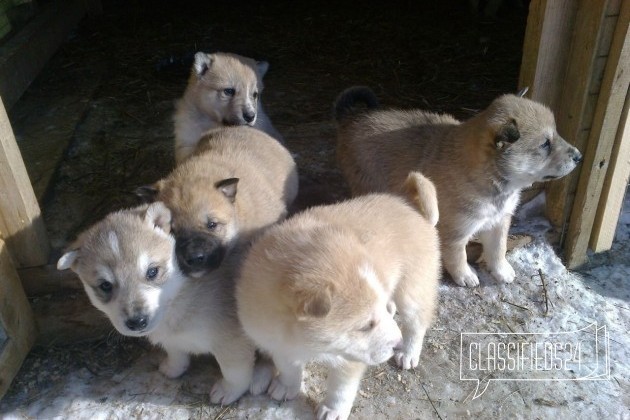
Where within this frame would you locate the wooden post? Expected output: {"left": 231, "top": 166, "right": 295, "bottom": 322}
{"left": 0, "top": 238, "right": 37, "bottom": 399}
{"left": 591, "top": 91, "right": 630, "bottom": 252}
{"left": 0, "top": 96, "right": 50, "bottom": 268}
{"left": 0, "top": 0, "right": 90, "bottom": 110}
{"left": 564, "top": 1, "right": 630, "bottom": 266}
{"left": 544, "top": 0, "right": 610, "bottom": 230}
{"left": 518, "top": 0, "right": 579, "bottom": 109}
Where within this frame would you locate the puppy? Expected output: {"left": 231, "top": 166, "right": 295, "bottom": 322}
{"left": 335, "top": 86, "right": 582, "bottom": 287}
{"left": 174, "top": 51, "right": 284, "bottom": 163}
{"left": 138, "top": 126, "right": 298, "bottom": 278}
{"left": 237, "top": 173, "right": 440, "bottom": 420}
{"left": 57, "top": 202, "right": 273, "bottom": 404}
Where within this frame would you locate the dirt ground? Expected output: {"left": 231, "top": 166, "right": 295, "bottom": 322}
{"left": 2, "top": 0, "right": 629, "bottom": 419}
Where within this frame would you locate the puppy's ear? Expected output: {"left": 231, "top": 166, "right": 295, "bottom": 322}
{"left": 516, "top": 86, "right": 529, "bottom": 97}
{"left": 403, "top": 171, "right": 439, "bottom": 226}
{"left": 193, "top": 52, "right": 213, "bottom": 77}
{"left": 495, "top": 118, "right": 520, "bottom": 149}
{"left": 57, "top": 249, "right": 79, "bottom": 270}
{"left": 135, "top": 182, "right": 161, "bottom": 203}
{"left": 145, "top": 202, "right": 172, "bottom": 234}
{"left": 215, "top": 178, "right": 239, "bottom": 203}
{"left": 256, "top": 60, "right": 269, "bottom": 77}
{"left": 295, "top": 286, "right": 332, "bottom": 319}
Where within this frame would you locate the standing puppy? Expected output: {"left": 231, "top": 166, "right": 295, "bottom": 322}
{"left": 237, "top": 173, "right": 440, "bottom": 420}
{"left": 174, "top": 52, "right": 284, "bottom": 163}
{"left": 139, "top": 126, "right": 298, "bottom": 278}
{"left": 57, "top": 202, "right": 272, "bottom": 405}
{"left": 335, "top": 86, "right": 582, "bottom": 287}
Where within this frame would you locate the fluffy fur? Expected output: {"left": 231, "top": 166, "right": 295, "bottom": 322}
{"left": 335, "top": 86, "right": 582, "bottom": 287}
{"left": 173, "top": 52, "right": 283, "bottom": 163}
{"left": 237, "top": 177, "right": 440, "bottom": 420}
{"left": 139, "top": 126, "right": 298, "bottom": 277}
{"left": 57, "top": 203, "right": 273, "bottom": 405}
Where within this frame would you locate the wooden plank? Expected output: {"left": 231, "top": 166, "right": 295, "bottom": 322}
{"left": 0, "top": 0, "right": 88, "bottom": 110}
{"left": 518, "top": 0, "right": 579, "bottom": 109}
{"left": 590, "top": 89, "right": 630, "bottom": 252}
{"left": 18, "top": 263, "right": 83, "bottom": 296}
{"left": 0, "top": 239, "right": 37, "bottom": 399}
{"left": 31, "top": 290, "right": 111, "bottom": 346}
{"left": 545, "top": 0, "right": 609, "bottom": 229}
{"left": 564, "top": 0, "right": 630, "bottom": 267}
{"left": 0, "top": 96, "right": 50, "bottom": 268}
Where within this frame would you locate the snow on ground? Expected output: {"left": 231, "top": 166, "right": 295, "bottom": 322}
{"left": 2, "top": 192, "right": 629, "bottom": 419}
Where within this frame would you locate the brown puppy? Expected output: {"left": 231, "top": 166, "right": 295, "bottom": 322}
{"left": 237, "top": 173, "right": 440, "bottom": 420}
{"left": 335, "top": 86, "right": 582, "bottom": 287}
{"left": 139, "top": 126, "right": 298, "bottom": 277}
{"left": 174, "top": 52, "right": 283, "bottom": 163}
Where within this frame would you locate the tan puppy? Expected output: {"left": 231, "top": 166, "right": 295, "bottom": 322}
{"left": 237, "top": 173, "right": 440, "bottom": 420}
{"left": 335, "top": 86, "right": 582, "bottom": 287}
{"left": 174, "top": 51, "right": 284, "bottom": 163}
{"left": 138, "top": 126, "right": 298, "bottom": 278}
{"left": 57, "top": 202, "right": 273, "bottom": 405}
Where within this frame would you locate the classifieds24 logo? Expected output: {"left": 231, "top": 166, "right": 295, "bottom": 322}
{"left": 460, "top": 323, "right": 610, "bottom": 399}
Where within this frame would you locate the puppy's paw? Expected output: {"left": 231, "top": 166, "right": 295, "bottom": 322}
{"left": 489, "top": 259, "right": 515, "bottom": 283}
{"left": 451, "top": 265, "right": 480, "bottom": 287}
{"left": 210, "top": 378, "right": 248, "bottom": 405}
{"left": 394, "top": 347, "right": 421, "bottom": 370}
{"left": 317, "top": 404, "right": 351, "bottom": 420}
{"left": 159, "top": 356, "right": 189, "bottom": 378}
{"left": 268, "top": 376, "right": 300, "bottom": 401}
{"left": 250, "top": 361, "right": 274, "bottom": 395}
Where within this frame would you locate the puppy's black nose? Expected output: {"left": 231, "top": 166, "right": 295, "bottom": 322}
{"left": 125, "top": 315, "right": 148, "bottom": 331}
{"left": 243, "top": 111, "right": 255, "bottom": 123}
{"left": 185, "top": 251, "right": 205, "bottom": 268}
{"left": 572, "top": 151, "right": 583, "bottom": 163}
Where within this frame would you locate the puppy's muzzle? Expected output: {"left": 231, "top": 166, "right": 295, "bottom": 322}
{"left": 175, "top": 234, "right": 226, "bottom": 275}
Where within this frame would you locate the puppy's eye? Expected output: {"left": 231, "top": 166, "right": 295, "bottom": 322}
{"left": 359, "top": 320, "right": 376, "bottom": 332}
{"left": 207, "top": 220, "right": 218, "bottom": 230}
{"left": 542, "top": 138, "right": 551, "bottom": 149}
{"left": 146, "top": 266, "right": 159, "bottom": 280}
{"left": 99, "top": 280, "right": 113, "bottom": 293}
{"left": 253, "top": 91, "right": 259, "bottom": 99}
{"left": 223, "top": 88, "right": 235, "bottom": 96}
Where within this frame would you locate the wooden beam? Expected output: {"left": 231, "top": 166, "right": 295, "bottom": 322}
{"left": 518, "top": 0, "right": 579, "bottom": 109}
{"left": 0, "top": 0, "right": 89, "bottom": 110}
{"left": 0, "top": 96, "right": 50, "bottom": 268}
{"left": 544, "top": 0, "right": 609, "bottom": 229}
{"left": 0, "top": 239, "right": 37, "bottom": 399}
{"left": 18, "top": 263, "right": 83, "bottom": 296}
{"left": 591, "top": 91, "right": 630, "bottom": 252}
{"left": 564, "top": 0, "right": 630, "bottom": 267}
{"left": 31, "top": 290, "right": 112, "bottom": 346}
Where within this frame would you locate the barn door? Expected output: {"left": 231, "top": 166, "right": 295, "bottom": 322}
{"left": 0, "top": 239, "right": 37, "bottom": 399}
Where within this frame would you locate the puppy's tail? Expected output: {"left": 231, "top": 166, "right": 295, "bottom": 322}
{"left": 334, "top": 86, "right": 380, "bottom": 121}
{"left": 403, "top": 171, "right": 439, "bottom": 227}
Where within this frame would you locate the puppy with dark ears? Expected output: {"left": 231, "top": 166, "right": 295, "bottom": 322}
{"left": 138, "top": 126, "right": 298, "bottom": 278}
{"left": 335, "top": 86, "right": 581, "bottom": 287}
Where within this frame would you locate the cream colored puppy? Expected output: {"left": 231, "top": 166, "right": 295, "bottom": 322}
{"left": 57, "top": 203, "right": 272, "bottom": 405}
{"left": 335, "top": 86, "right": 582, "bottom": 287}
{"left": 139, "top": 126, "right": 298, "bottom": 278}
{"left": 237, "top": 173, "right": 440, "bottom": 420}
{"left": 174, "top": 52, "right": 283, "bottom": 163}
